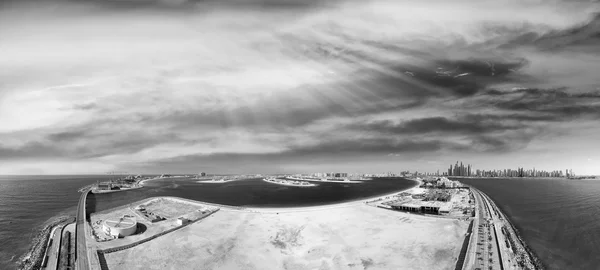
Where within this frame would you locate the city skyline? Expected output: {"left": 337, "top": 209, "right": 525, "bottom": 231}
{"left": 445, "top": 161, "right": 575, "bottom": 178}
{"left": 1, "top": 0, "right": 599, "bottom": 175}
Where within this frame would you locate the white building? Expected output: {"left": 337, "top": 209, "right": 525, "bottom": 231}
{"left": 176, "top": 217, "right": 189, "bottom": 226}
{"left": 103, "top": 216, "right": 137, "bottom": 238}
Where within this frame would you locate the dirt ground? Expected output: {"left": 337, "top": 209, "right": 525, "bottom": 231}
{"left": 449, "top": 189, "right": 474, "bottom": 217}
{"left": 141, "top": 198, "right": 208, "bottom": 219}
{"left": 104, "top": 204, "right": 468, "bottom": 270}
{"left": 88, "top": 197, "right": 215, "bottom": 250}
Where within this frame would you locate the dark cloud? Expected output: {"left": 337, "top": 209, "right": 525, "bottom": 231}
{"left": 462, "top": 113, "right": 561, "bottom": 122}
{"left": 434, "top": 58, "right": 528, "bottom": 77}
{"left": 349, "top": 117, "right": 521, "bottom": 135}
{"left": 352, "top": 57, "right": 529, "bottom": 100}
{"left": 503, "top": 13, "right": 600, "bottom": 51}
{"left": 72, "top": 102, "right": 97, "bottom": 111}
{"left": 76, "top": 0, "right": 344, "bottom": 11}
{"left": 127, "top": 138, "right": 448, "bottom": 172}
{"left": 469, "top": 129, "right": 540, "bottom": 153}
{"left": 0, "top": 127, "right": 185, "bottom": 160}
{"left": 479, "top": 88, "right": 600, "bottom": 119}
{"left": 151, "top": 83, "right": 429, "bottom": 131}
{"left": 0, "top": 142, "right": 63, "bottom": 159}
{"left": 289, "top": 138, "right": 444, "bottom": 155}
{"left": 122, "top": 129, "right": 541, "bottom": 173}
{"left": 47, "top": 131, "right": 88, "bottom": 142}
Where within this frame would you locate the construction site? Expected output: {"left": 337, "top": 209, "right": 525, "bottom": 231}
{"left": 87, "top": 197, "right": 219, "bottom": 253}
{"left": 97, "top": 201, "right": 469, "bottom": 270}
{"left": 372, "top": 182, "right": 474, "bottom": 218}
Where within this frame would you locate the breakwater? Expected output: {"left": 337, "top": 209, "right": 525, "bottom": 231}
{"left": 459, "top": 178, "right": 600, "bottom": 270}
{"left": 17, "top": 216, "right": 75, "bottom": 270}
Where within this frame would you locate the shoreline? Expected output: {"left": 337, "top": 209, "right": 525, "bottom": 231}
{"left": 18, "top": 216, "right": 75, "bottom": 270}
{"left": 136, "top": 178, "right": 420, "bottom": 214}
{"left": 467, "top": 185, "right": 545, "bottom": 270}
{"left": 478, "top": 190, "right": 546, "bottom": 269}
{"left": 285, "top": 176, "right": 364, "bottom": 184}
{"left": 242, "top": 178, "right": 420, "bottom": 213}
{"left": 91, "top": 185, "right": 143, "bottom": 194}
{"left": 16, "top": 177, "right": 418, "bottom": 269}
{"left": 195, "top": 179, "right": 244, "bottom": 184}
{"left": 139, "top": 176, "right": 168, "bottom": 186}
{"left": 262, "top": 178, "right": 317, "bottom": 187}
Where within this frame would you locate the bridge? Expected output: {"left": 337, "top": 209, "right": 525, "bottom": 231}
{"left": 75, "top": 189, "right": 90, "bottom": 270}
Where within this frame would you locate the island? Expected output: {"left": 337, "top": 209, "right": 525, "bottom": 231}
{"left": 29, "top": 175, "right": 543, "bottom": 270}
{"left": 262, "top": 177, "right": 317, "bottom": 187}
{"left": 66, "top": 177, "right": 487, "bottom": 270}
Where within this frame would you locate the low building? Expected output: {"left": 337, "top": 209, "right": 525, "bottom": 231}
{"left": 391, "top": 203, "right": 421, "bottom": 213}
{"left": 103, "top": 216, "right": 137, "bottom": 238}
{"left": 389, "top": 200, "right": 449, "bottom": 215}
{"left": 176, "top": 217, "right": 189, "bottom": 226}
{"left": 97, "top": 183, "right": 111, "bottom": 190}
{"left": 439, "top": 204, "right": 452, "bottom": 215}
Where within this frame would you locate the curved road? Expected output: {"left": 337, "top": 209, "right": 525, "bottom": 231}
{"left": 76, "top": 190, "right": 90, "bottom": 270}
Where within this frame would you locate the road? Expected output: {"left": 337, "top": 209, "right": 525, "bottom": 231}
{"left": 45, "top": 225, "right": 63, "bottom": 270}
{"left": 62, "top": 223, "right": 76, "bottom": 269}
{"left": 462, "top": 192, "right": 479, "bottom": 270}
{"left": 478, "top": 191, "right": 519, "bottom": 270}
{"left": 468, "top": 188, "right": 503, "bottom": 270}
{"left": 75, "top": 190, "right": 90, "bottom": 270}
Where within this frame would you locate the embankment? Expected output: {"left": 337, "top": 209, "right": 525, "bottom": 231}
{"left": 477, "top": 189, "right": 545, "bottom": 270}
{"left": 18, "top": 216, "right": 75, "bottom": 270}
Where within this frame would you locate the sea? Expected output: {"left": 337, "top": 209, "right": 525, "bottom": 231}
{"left": 0, "top": 175, "right": 415, "bottom": 269}
{"left": 2, "top": 176, "right": 598, "bottom": 270}
{"left": 459, "top": 178, "right": 600, "bottom": 270}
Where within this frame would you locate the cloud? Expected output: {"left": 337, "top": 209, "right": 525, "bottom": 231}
{"left": 477, "top": 88, "right": 600, "bottom": 120}
{"left": 503, "top": 13, "right": 600, "bottom": 52}
{"left": 0, "top": 142, "right": 63, "bottom": 160}
{"left": 47, "top": 131, "right": 88, "bottom": 142}
{"left": 71, "top": 102, "right": 97, "bottom": 111}
{"left": 0, "top": 0, "right": 599, "bottom": 174}
{"left": 347, "top": 117, "right": 521, "bottom": 135}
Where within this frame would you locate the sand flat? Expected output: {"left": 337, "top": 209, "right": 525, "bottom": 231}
{"left": 104, "top": 204, "right": 468, "bottom": 270}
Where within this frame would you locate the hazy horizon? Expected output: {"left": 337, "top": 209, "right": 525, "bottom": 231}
{"left": 1, "top": 0, "right": 599, "bottom": 175}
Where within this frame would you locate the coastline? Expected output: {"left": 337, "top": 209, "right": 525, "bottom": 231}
{"left": 17, "top": 177, "right": 418, "bottom": 269}
{"left": 18, "top": 216, "right": 75, "bottom": 270}
{"left": 195, "top": 179, "right": 241, "bottom": 184}
{"left": 478, "top": 190, "right": 546, "bottom": 270}
{"left": 139, "top": 176, "right": 166, "bottom": 186}
{"left": 242, "top": 178, "right": 420, "bottom": 213}
{"left": 261, "top": 178, "right": 317, "bottom": 187}
{"left": 468, "top": 185, "right": 545, "bottom": 270}
{"left": 285, "top": 176, "right": 364, "bottom": 184}
{"left": 149, "top": 178, "right": 419, "bottom": 214}
{"left": 91, "top": 185, "right": 143, "bottom": 194}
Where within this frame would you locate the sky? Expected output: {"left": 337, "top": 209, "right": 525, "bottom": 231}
{"left": 0, "top": 0, "right": 599, "bottom": 175}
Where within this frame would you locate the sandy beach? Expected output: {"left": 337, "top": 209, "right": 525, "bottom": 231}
{"left": 139, "top": 176, "right": 188, "bottom": 186}
{"left": 262, "top": 178, "right": 317, "bottom": 188}
{"left": 104, "top": 203, "right": 468, "bottom": 270}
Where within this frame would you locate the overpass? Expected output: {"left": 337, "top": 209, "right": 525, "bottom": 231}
{"left": 75, "top": 189, "right": 90, "bottom": 270}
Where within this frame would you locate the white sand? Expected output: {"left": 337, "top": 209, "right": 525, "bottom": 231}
{"left": 104, "top": 203, "right": 468, "bottom": 270}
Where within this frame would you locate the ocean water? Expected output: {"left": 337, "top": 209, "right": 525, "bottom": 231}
{"left": 459, "top": 178, "right": 600, "bottom": 270}
{"left": 0, "top": 175, "right": 112, "bottom": 269}
{"left": 0, "top": 176, "right": 415, "bottom": 269}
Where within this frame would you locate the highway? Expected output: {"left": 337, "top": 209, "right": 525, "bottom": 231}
{"left": 469, "top": 188, "right": 503, "bottom": 270}
{"left": 478, "top": 191, "right": 519, "bottom": 270}
{"left": 75, "top": 190, "right": 90, "bottom": 270}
